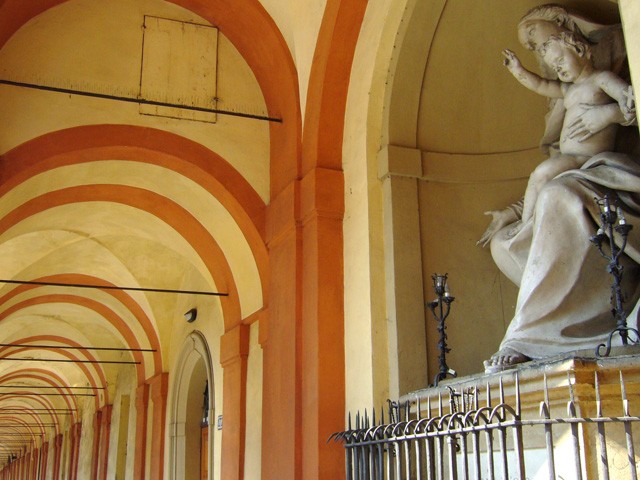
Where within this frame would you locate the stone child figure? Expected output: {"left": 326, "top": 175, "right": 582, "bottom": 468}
{"left": 503, "top": 32, "right": 635, "bottom": 227}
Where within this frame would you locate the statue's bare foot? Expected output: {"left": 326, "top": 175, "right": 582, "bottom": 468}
{"left": 483, "top": 348, "right": 530, "bottom": 373}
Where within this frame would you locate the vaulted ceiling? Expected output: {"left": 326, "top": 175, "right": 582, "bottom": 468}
{"left": 0, "top": 0, "right": 283, "bottom": 457}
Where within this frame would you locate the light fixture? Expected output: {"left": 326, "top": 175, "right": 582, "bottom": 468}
{"left": 184, "top": 308, "right": 198, "bottom": 323}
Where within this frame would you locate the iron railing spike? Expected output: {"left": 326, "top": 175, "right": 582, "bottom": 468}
{"left": 474, "top": 383, "right": 479, "bottom": 410}
{"left": 595, "top": 371, "right": 602, "bottom": 417}
{"left": 568, "top": 371, "right": 575, "bottom": 404}
{"left": 515, "top": 373, "right": 521, "bottom": 416}
{"left": 620, "top": 370, "right": 630, "bottom": 417}
{"left": 543, "top": 372, "right": 550, "bottom": 416}
{"left": 499, "top": 376, "right": 505, "bottom": 404}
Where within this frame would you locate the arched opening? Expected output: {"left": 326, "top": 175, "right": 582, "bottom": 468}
{"left": 185, "top": 364, "right": 208, "bottom": 480}
{"left": 169, "top": 332, "right": 215, "bottom": 480}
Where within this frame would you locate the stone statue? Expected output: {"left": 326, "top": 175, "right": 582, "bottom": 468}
{"left": 479, "top": 4, "right": 640, "bottom": 373}
{"left": 503, "top": 32, "right": 635, "bottom": 231}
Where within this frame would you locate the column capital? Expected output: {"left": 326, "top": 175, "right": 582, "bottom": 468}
{"left": 300, "top": 167, "right": 344, "bottom": 224}
{"left": 377, "top": 144, "right": 422, "bottom": 180}
{"left": 220, "top": 324, "right": 250, "bottom": 367}
{"left": 266, "top": 179, "right": 299, "bottom": 247}
{"left": 147, "top": 372, "right": 168, "bottom": 402}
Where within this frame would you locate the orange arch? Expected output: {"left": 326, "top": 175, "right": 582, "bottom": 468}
{"left": 0, "top": 185, "right": 242, "bottom": 329}
{"left": 0, "top": 416, "right": 49, "bottom": 438}
{"left": 0, "top": 275, "right": 162, "bottom": 373}
{"left": 0, "top": 340, "right": 107, "bottom": 410}
{"left": 0, "top": 368, "right": 83, "bottom": 424}
{"left": 0, "top": 371, "right": 79, "bottom": 424}
{"left": 302, "top": 0, "right": 367, "bottom": 173}
{"left": 0, "top": 125, "right": 269, "bottom": 310}
{"left": 0, "top": 294, "right": 149, "bottom": 381}
{"left": 0, "top": 0, "right": 301, "bottom": 194}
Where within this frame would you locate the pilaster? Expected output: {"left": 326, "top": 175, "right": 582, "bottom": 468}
{"left": 148, "top": 373, "right": 168, "bottom": 480}
{"left": 220, "top": 324, "right": 250, "bottom": 480}
{"left": 300, "top": 167, "right": 345, "bottom": 480}
{"left": 262, "top": 179, "right": 300, "bottom": 480}
{"left": 133, "top": 382, "right": 149, "bottom": 479}
{"left": 98, "top": 405, "right": 112, "bottom": 480}
{"left": 378, "top": 144, "right": 428, "bottom": 396}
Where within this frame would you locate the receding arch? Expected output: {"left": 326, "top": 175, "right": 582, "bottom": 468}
{"left": 0, "top": 291, "right": 158, "bottom": 379}
{"left": 0, "top": 340, "right": 106, "bottom": 410}
{"left": 0, "top": 126, "right": 270, "bottom": 321}
{"left": 0, "top": 368, "right": 83, "bottom": 424}
{"left": 0, "top": 186, "right": 242, "bottom": 328}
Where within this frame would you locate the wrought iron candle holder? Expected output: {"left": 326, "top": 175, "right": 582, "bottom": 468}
{"left": 590, "top": 194, "right": 639, "bottom": 356}
{"left": 427, "top": 274, "right": 457, "bottom": 386}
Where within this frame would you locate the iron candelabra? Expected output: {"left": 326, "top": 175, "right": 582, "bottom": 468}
{"left": 590, "top": 194, "right": 639, "bottom": 356}
{"left": 427, "top": 274, "right": 457, "bottom": 386}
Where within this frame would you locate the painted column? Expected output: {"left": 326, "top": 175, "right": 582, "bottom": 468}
{"left": 299, "top": 167, "right": 346, "bottom": 479}
{"left": 69, "top": 422, "right": 82, "bottom": 480}
{"left": 52, "top": 434, "right": 63, "bottom": 480}
{"left": 262, "top": 178, "right": 301, "bottom": 480}
{"left": 67, "top": 426, "right": 77, "bottom": 480}
{"left": 133, "top": 383, "right": 149, "bottom": 479}
{"left": 98, "top": 405, "right": 113, "bottom": 480}
{"left": 39, "top": 442, "right": 48, "bottom": 480}
{"left": 71, "top": 422, "right": 82, "bottom": 480}
{"left": 219, "top": 324, "right": 250, "bottom": 480}
{"left": 30, "top": 448, "right": 38, "bottom": 480}
{"left": 90, "top": 410, "right": 102, "bottom": 479}
{"left": 28, "top": 450, "right": 32, "bottom": 480}
{"left": 261, "top": 167, "right": 347, "bottom": 479}
{"left": 23, "top": 451, "right": 30, "bottom": 480}
{"left": 147, "top": 373, "right": 168, "bottom": 480}
{"left": 17, "top": 456, "right": 22, "bottom": 480}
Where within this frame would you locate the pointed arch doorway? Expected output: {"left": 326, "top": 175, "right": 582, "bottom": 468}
{"left": 169, "top": 332, "right": 215, "bottom": 480}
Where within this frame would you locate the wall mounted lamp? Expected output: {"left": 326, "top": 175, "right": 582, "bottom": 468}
{"left": 184, "top": 308, "right": 198, "bottom": 323}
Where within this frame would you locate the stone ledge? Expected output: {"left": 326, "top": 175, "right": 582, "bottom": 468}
{"left": 401, "top": 347, "right": 640, "bottom": 410}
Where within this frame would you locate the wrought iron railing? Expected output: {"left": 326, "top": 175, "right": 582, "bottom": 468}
{"left": 331, "top": 370, "right": 640, "bottom": 479}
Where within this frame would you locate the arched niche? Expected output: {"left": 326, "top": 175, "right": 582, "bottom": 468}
{"left": 380, "top": 0, "right": 624, "bottom": 390}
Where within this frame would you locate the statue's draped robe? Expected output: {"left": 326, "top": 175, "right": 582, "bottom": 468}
{"left": 491, "top": 152, "right": 640, "bottom": 358}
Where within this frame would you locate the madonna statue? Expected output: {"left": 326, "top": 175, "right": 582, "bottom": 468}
{"left": 479, "top": 4, "right": 639, "bottom": 373}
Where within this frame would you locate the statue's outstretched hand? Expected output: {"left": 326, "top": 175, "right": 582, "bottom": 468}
{"left": 477, "top": 209, "right": 517, "bottom": 248}
{"left": 502, "top": 49, "right": 521, "bottom": 72}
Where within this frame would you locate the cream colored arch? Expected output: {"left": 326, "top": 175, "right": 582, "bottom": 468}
{"left": 167, "top": 331, "right": 216, "bottom": 480}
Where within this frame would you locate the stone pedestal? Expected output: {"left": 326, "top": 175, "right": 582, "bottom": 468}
{"left": 399, "top": 350, "right": 640, "bottom": 479}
